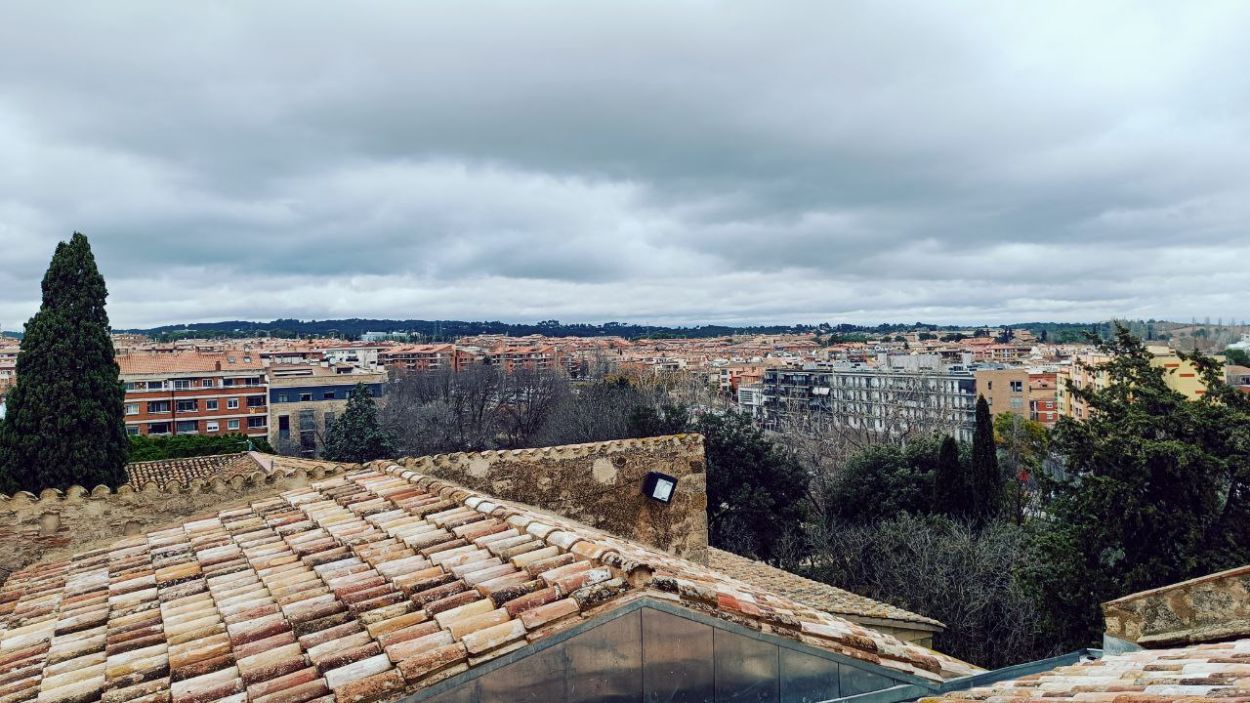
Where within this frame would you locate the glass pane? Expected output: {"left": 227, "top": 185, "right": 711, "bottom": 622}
{"left": 779, "top": 648, "right": 840, "bottom": 703}
{"left": 479, "top": 643, "right": 566, "bottom": 703}
{"left": 713, "top": 629, "right": 779, "bottom": 703}
{"left": 840, "top": 665, "right": 894, "bottom": 697}
{"left": 567, "top": 610, "right": 642, "bottom": 703}
{"left": 642, "top": 608, "right": 714, "bottom": 703}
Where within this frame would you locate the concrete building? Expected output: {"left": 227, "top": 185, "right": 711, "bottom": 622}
{"left": 117, "top": 351, "right": 269, "bottom": 438}
{"left": 267, "top": 363, "right": 387, "bottom": 455}
{"left": 762, "top": 365, "right": 978, "bottom": 441}
{"left": 974, "top": 368, "right": 1030, "bottom": 418}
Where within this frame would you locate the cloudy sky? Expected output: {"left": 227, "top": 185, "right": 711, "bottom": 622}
{"left": 3, "top": 2, "right": 1249, "bottom": 329}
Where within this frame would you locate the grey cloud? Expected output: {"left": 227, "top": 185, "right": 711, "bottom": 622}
{"left": 2, "top": 0, "right": 1250, "bottom": 329}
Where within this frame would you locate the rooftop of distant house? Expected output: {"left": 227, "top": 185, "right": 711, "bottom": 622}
{"left": 116, "top": 351, "right": 265, "bottom": 375}
{"left": 125, "top": 452, "right": 270, "bottom": 488}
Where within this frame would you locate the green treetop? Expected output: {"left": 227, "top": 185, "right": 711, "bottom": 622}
{"left": 0, "top": 233, "right": 129, "bottom": 493}
{"left": 322, "top": 383, "right": 396, "bottom": 464}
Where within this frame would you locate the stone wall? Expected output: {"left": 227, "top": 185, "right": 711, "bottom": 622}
{"left": 0, "top": 455, "right": 351, "bottom": 583}
{"left": 1103, "top": 564, "right": 1250, "bottom": 648}
{"left": 398, "top": 433, "right": 710, "bottom": 563}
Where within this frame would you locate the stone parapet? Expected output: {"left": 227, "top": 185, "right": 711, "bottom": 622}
{"left": 397, "top": 433, "right": 710, "bottom": 563}
{"left": 1103, "top": 563, "right": 1250, "bottom": 648}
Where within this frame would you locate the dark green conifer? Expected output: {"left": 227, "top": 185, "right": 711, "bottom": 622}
{"left": 321, "top": 383, "right": 395, "bottom": 463}
{"left": 931, "top": 434, "right": 968, "bottom": 517}
{"left": 0, "top": 233, "right": 128, "bottom": 493}
{"left": 970, "top": 395, "right": 1003, "bottom": 521}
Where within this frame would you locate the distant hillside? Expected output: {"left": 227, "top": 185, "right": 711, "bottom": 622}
{"left": 119, "top": 318, "right": 821, "bottom": 341}
{"left": 1, "top": 331, "right": 21, "bottom": 340}
{"left": 114, "top": 318, "right": 1114, "bottom": 342}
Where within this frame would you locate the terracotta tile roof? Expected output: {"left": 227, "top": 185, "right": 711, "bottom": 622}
{"left": 126, "top": 454, "right": 268, "bottom": 489}
{"left": 922, "top": 639, "right": 1250, "bottom": 703}
{"left": 707, "top": 548, "right": 944, "bottom": 629}
{"left": 116, "top": 353, "right": 264, "bottom": 376}
{"left": 0, "top": 463, "right": 979, "bottom": 703}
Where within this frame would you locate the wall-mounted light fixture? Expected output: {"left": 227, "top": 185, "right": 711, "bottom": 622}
{"left": 642, "top": 471, "right": 677, "bottom": 503}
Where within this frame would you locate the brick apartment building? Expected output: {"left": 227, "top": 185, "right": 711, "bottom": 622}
{"left": 118, "top": 352, "right": 269, "bottom": 439}
{"left": 1029, "top": 371, "right": 1059, "bottom": 426}
{"left": 378, "top": 344, "right": 473, "bottom": 373}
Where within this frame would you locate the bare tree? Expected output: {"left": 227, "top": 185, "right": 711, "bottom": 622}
{"left": 497, "top": 367, "right": 571, "bottom": 448}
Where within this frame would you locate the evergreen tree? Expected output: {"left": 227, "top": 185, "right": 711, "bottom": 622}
{"left": 1030, "top": 325, "right": 1250, "bottom": 648}
{"left": 970, "top": 396, "right": 1003, "bottom": 521}
{"left": 0, "top": 233, "right": 128, "bottom": 493}
{"left": 932, "top": 435, "right": 969, "bottom": 517}
{"left": 322, "top": 383, "right": 395, "bottom": 463}
{"left": 698, "top": 410, "right": 809, "bottom": 563}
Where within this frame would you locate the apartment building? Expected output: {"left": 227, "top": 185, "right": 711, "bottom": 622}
{"left": 117, "top": 352, "right": 269, "bottom": 438}
{"left": 378, "top": 344, "right": 467, "bottom": 373}
{"left": 762, "top": 365, "right": 978, "bottom": 441}
{"left": 1029, "top": 371, "right": 1059, "bottom": 426}
{"left": 486, "top": 345, "right": 558, "bottom": 373}
{"left": 267, "top": 364, "right": 387, "bottom": 455}
{"left": 323, "top": 344, "right": 383, "bottom": 371}
{"left": 974, "top": 368, "right": 1030, "bottom": 418}
{"left": 1056, "top": 346, "right": 1222, "bottom": 419}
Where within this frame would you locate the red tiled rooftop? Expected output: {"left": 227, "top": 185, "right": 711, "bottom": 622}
{"left": 117, "top": 352, "right": 264, "bottom": 375}
{"left": 0, "top": 462, "right": 980, "bottom": 703}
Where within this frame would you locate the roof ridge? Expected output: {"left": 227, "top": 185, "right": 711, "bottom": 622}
{"left": 371, "top": 461, "right": 979, "bottom": 682}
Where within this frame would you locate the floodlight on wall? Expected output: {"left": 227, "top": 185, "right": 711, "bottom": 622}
{"left": 642, "top": 471, "right": 677, "bottom": 503}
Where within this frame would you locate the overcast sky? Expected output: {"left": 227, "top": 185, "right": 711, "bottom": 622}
{"left": 3, "top": 2, "right": 1249, "bottom": 329}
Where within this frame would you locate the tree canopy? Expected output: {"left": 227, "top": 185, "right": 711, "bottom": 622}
{"left": 322, "top": 383, "right": 396, "bottom": 464}
{"left": 1029, "top": 325, "right": 1250, "bottom": 647}
{"left": 699, "top": 410, "right": 809, "bottom": 563}
{"left": 0, "top": 233, "right": 128, "bottom": 493}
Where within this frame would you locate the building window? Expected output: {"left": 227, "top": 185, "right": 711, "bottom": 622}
{"left": 173, "top": 379, "right": 193, "bottom": 390}
{"left": 125, "top": 382, "right": 141, "bottom": 391}
{"left": 300, "top": 393, "right": 312, "bottom": 402}
{"left": 323, "top": 391, "right": 336, "bottom": 400}
{"left": 206, "top": 399, "right": 218, "bottom": 411}
{"left": 176, "top": 399, "right": 198, "bottom": 413}
{"left": 202, "top": 379, "right": 215, "bottom": 388}
{"left": 247, "top": 416, "right": 266, "bottom": 429}
{"left": 227, "top": 398, "right": 239, "bottom": 410}
{"left": 206, "top": 421, "right": 219, "bottom": 432}
{"left": 278, "top": 415, "right": 290, "bottom": 440}
{"left": 148, "top": 422, "right": 170, "bottom": 435}
{"left": 175, "top": 420, "right": 198, "bottom": 434}
{"left": 298, "top": 409, "right": 316, "bottom": 431}
{"left": 147, "top": 381, "right": 164, "bottom": 390}
{"left": 1010, "top": 380, "right": 1024, "bottom": 393}
{"left": 125, "top": 403, "right": 139, "bottom": 415}
{"left": 147, "top": 401, "right": 170, "bottom": 414}
{"left": 126, "top": 425, "right": 140, "bottom": 436}
{"left": 228, "top": 419, "right": 240, "bottom": 430}
{"left": 223, "top": 378, "right": 235, "bottom": 387}
{"left": 277, "top": 393, "right": 289, "bottom": 403}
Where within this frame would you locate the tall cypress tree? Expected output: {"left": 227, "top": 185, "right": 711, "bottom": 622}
{"left": 970, "top": 395, "right": 1003, "bottom": 521}
{"left": 0, "top": 233, "right": 128, "bottom": 493}
{"left": 931, "top": 434, "right": 968, "bottom": 517}
{"left": 322, "top": 383, "right": 395, "bottom": 464}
